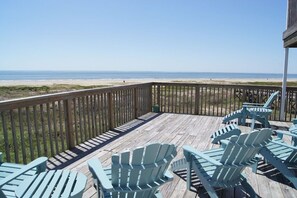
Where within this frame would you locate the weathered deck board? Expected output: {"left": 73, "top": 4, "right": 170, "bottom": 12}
{"left": 46, "top": 113, "right": 296, "bottom": 198}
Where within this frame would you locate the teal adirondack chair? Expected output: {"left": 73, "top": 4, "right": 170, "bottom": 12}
{"left": 257, "top": 129, "right": 297, "bottom": 188}
{"left": 0, "top": 153, "right": 47, "bottom": 197}
{"left": 172, "top": 129, "right": 272, "bottom": 198}
{"left": 14, "top": 169, "right": 87, "bottom": 198}
{"left": 223, "top": 91, "right": 279, "bottom": 127}
{"left": 88, "top": 143, "right": 177, "bottom": 198}
{"left": 0, "top": 153, "right": 87, "bottom": 197}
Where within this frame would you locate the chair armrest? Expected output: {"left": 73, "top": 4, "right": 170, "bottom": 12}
{"left": 290, "top": 128, "right": 297, "bottom": 134}
{"left": 88, "top": 158, "right": 113, "bottom": 192}
{"left": 275, "top": 130, "right": 297, "bottom": 139}
{"left": 243, "top": 102, "right": 265, "bottom": 107}
{"left": 220, "top": 139, "right": 229, "bottom": 148}
{"left": 164, "top": 170, "right": 173, "bottom": 180}
{"left": 270, "top": 139, "right": 297, "bottom": 150}
{"left": 0, "top": 157, "right": 47, "bottom": 187}
{"left": 183, "top": 145, "right": 222, "bottom": 166}
{"left": 70, "top": 172, "right": 87, "bottom": 197}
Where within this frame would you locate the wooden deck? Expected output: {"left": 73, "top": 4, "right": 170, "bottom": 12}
{"left": 46, "top": 113, "right": 296, "bottom": 198}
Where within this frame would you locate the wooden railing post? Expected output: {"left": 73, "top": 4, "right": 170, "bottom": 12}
{"left": 148, "top": 85, "right": 152, "bottom": 113}
{"left": 157, "top": 85, "right": 161, "bottom": 111}
{"left": 64, "top": 99, "right": 75, "bottom": 149}
{"left": 195, "top": 85, "right": 200, "bottom": 115}
{"left": 108, "top": 92, "right": 114, "bottom": 129}
{"left": 133, "top": 88, "right": 138, "bottom": 118}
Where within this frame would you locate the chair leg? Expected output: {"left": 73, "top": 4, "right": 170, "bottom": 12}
{"left": 241, "top": 179, "right": 258, "bottom": 198}
{"left": 186, "top": 161, "right": 192, "bottom": 190}
{"left": 251, "top": 162, "right": 258, "bottom": 173}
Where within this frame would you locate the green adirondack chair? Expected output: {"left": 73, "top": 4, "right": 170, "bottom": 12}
{"left": 0, "top": 153, "right": 47, "bottom": 197}
{"left": 88, "top": 143, "right": 177, "bottom": 198}
{"left": 223, "top": 91, "right": 279, "bottom": 127}
{"left": 172, "top": 129, "right": 272, "bottom": 198}
{"left": 257, "top": 129, "right": 297, "bottom": 189}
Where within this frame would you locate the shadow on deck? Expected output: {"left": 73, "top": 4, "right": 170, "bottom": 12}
{"left": 47, "top": 113, "right": 162, "bottom": 170}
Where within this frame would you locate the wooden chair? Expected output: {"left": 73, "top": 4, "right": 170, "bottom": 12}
{"left": 257, "top": 129, "right": 297, "bottom": 188}
{"left": 223, "top": 91, "right": 279, "bottom": 127}
{"left": 172, "top": 129, "right": 272, "bottom": 198}
{"left": 0, "top": 154, "right": 47, "bottom": 197}
{"left": 88, "top": 143, "right": 177, "bottom": 198}
{"left": 0, "top": 154, "right": 87, "bottom": 197}
{"left": 14, "top": 170, "right": 87, "bottom": 198}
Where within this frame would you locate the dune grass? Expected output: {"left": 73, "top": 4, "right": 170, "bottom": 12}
{"left": 0, "top": 84, "right": 111, "bottom": 101}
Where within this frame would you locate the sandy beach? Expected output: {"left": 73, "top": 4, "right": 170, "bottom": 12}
{"left": 1, "top": 78, "right": 296, "bottom": 86}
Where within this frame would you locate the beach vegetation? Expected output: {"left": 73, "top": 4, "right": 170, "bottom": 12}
{"left": 0, "top": 84, "right": 111, "bottom": 101}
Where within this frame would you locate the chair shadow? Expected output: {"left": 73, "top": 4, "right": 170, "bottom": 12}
{"left": 256, "top": 160, "right": 297, "bottom": 189}
{"left": 47, "top": 112, "right": 163, "bottom": 170}
{"left": 174, "top": 169, "right": 260, "bottom": 198}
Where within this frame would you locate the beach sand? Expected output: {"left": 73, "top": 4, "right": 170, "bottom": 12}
{"left": 0, "top": 78, "right": 296, "bottom": 86}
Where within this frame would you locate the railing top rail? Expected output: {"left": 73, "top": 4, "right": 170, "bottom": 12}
{"left": 0, "top": 82, "right": 153, "bottom": 111}
{"left": 152, "top": 82, "right": 292, "bottom": 90}
{"left": 1, "top": 81, "right": 297, "bottom": 111}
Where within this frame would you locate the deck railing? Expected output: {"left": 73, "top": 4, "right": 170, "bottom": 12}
{"left": 0, "top": 82, "right": 297, "bottom": 163}
{"left": 152, "top": 82, "right": 297, "bottom": 122}
{"left": 0, "top": 83, "right": 152, "bottom": 163}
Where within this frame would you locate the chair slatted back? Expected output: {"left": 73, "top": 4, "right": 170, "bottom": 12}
{"left": 263, "top": 91, "right": 279, "bottom": 108}
{"left": 111, "top": 143, "right": 176, "bottom": 197}
{"left": 213, "top": 129, "right": 272, "bottom": 182}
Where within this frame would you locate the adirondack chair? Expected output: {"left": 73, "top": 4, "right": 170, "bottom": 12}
{"left": 88, "top": 143, "right": 177, "bottom": 198}
{"left": 257, "top": 129, "right": 297, "bottom": 188}
{"left": 0, "top": 153, "right": 47, "bottom": 197}
{"left": 172, "top": 129, "right": 272, "bottom": 198}
{"left": 223, "top": 91, "right": 279, "bottom": 127}
{"left": 14, "top": 169, "right": 87, "bottom": 198}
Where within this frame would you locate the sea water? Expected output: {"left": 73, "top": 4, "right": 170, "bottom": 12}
{"left": 0, "top": 71, "right": 297, "bottom": 80}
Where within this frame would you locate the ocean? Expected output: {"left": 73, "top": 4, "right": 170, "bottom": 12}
{"left": 0, "top": 71, "right": 296, "bottom": 80}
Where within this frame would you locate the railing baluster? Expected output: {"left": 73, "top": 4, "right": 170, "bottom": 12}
{"left": 73, "top": 98, "right": 79, "bottom": 144}
{"left": 87, "top": 96, "right": 91, "bottom": 139}
{"left": 78, "top": 98, "right": 83, "bottom": 142}
{"left": 52, "top": 102, "right": 59, "bottom": 155}
{"left": 40, "top": 104, "right": 47, "bottom": 157}
{"left": 97, "top": 94, "right": 102, "bottom": 134}
{"left": 18, "top": 108, "right": 26, "bottom": 163}
{"left": 1, "top": 111, "right": 10, "bottom": 162}
{"left": 108, "top": 92, "right": 114, "bottom": 129}
{"left": 58, "top": 101, "right": 65, "bottom": 151}
{"left": 65, "top": 99, "right": 75, "bottom": 148}
{"left": 47, "top": 103, "right": 54, "bottom": 156}
{"left": 26, "top": 106, "right": 34, "bottom": 161}
{"left": 10, "top": 110, "right": 18, "bottom": 163}
{"left": 93, "top": 95, "right": 98, "bottom": 137}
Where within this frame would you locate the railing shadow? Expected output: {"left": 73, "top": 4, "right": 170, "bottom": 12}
{"left": 47, "top": 112, "right": 163, "bottom": 170}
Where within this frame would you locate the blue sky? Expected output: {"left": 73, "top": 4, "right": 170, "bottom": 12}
{"left": 0, "top": 0, "right": 296, "bottom": 73}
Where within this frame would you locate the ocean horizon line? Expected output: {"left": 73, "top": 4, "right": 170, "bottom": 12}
{"left": 0, "top": 71, "right": 297, "bottom": 81}
{"left": 0, "top": 70, "right": 296, "bottom": 75}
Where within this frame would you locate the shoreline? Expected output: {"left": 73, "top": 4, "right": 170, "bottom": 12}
{"left": 1, "top": 78, "right": 297, "bottom": 86}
